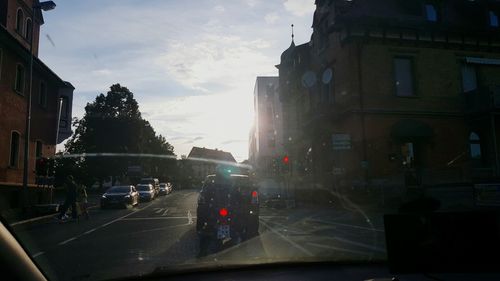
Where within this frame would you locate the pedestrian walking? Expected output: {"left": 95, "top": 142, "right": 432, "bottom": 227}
{"left": 78, "top": 185, "right": 90, "bottom": 219}
{"left": 56, "top": 175, "right": 78, "bottom": 221}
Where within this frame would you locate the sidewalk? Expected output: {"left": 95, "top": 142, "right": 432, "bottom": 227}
{"left": 1, "top": 193, "right": 102, "bottom": 226}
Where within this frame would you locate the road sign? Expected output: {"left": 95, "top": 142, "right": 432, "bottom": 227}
{"left": 332, "top": 134, "right": 351, "bottom": 150}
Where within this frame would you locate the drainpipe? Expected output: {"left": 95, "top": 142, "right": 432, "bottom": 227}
{"left": 491, "top": 113, "right": 499, "bottom": 177}
{"left": 356, "top": 42, "right": 368, "bottom": 186}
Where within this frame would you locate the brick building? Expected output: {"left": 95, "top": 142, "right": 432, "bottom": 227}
{"left": 0, "top": 0, "right": 73, "bottom": 191}
{"left": 278, "top": 0, "right": 500, "bottom": 195}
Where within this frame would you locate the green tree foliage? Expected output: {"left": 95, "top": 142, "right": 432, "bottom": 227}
{"left": 59, "top": 84, "right": 175, "bottom": 187}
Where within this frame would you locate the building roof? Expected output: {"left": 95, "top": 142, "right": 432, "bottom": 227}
{"left": 187, "top": 147, "right": 236, "bottom": 163}
{"left": 0, "top": 26, "right": 73, "bottom": 88}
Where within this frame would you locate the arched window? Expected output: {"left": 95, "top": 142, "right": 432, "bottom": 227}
{"left": 25, "top": 18, "right": 32, "bottom": 41}
{"left": 469, "top": 132, "right": 482, "bottom": 159}
{"left": 16, "top": 8, "right": 24, "bottom": 34}
{"left": 14, "top": 63, "right": 25, "bottom": 93}
{"left": 9, "top": 132, "right": 20, "bottom": 167}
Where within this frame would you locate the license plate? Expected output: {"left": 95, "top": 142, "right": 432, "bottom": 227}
{"left": 217, "top": 225, "right": 230, "bottom": 239}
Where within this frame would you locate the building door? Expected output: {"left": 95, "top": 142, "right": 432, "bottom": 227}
{"left": 401, "top": 142, "right": 423, "bottom": 187}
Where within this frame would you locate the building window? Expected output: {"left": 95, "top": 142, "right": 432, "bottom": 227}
{"left": 490, "top": 11, "right": 499, "bottom": 28}
{"left": 14, "top": 64, "right": 25, "bottom": 93}
{"left": 25, "top": 18, "right": 32, "bottom": 41}
{"left": 424, "top": 3, "right": 438, "bottom": 22}
{"left": 61, "top": 96, "right": 69, "bottom": 118}
{"left": 461, "top": 64, "right": 477, "bottom": 93}
{"left": 39, "top": 81, "right": 47, "bottom": 107}
{"left": 394, "top": 57, "right": 415, "bottom": 97}
{"left": 35, "top": 140, "right": 43, "bottom": 158}
{"left": 469, "top": 132, "right": 482, "bottom": 159}
{"left": 9, "top": 132, "right": 20, "bottom": 167}
{"left": 16, "top": 8, "right": 24, "bottom": 35}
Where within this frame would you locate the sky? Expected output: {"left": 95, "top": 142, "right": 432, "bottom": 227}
{"left": 40, "top": 0, "right": 315, "bottom": 162}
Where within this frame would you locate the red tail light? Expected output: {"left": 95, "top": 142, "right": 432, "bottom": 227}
{"left": 251, "top": 191, "right": 259, "bottom": 204}
{"left": 219, "top": 208, "right": 228, "bottom": 217}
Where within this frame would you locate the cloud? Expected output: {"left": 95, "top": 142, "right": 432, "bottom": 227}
{"left": 159, "top": 34, "right": 275, "bottom": 92}
{"left": 245, "top": 0, "right": 260, "bottom": 7}
{"left": 44, "top": 0, "right": 315, "bottom": 160}
{"left": 265, "top": 13, "right": 280, "bottom": 24}
{"left": 214, "top": 5, "right": 225, "bottom": 13}
{"left": 284, "top": 0, "right": 315, "bottom": 17}
{"left": 194, "top": 136, "right": 204, "bottom": 141}
{"left": 221, "top": 139, "right": 245, "bottom": 145}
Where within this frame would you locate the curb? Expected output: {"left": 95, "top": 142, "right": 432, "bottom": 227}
{"left": 10, "top": 204, "right": 99, "bottom": 227}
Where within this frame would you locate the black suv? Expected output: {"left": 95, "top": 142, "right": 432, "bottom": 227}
{"left": 196, "top": 173, "right": 259, "bottom": 254}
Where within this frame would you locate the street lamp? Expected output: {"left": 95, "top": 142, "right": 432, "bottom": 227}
{"left": 22, "top": 1, "right": 56, "bottom": 212}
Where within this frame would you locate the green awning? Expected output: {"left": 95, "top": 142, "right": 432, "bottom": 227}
{"left": 391, "top": 119, "right": 434, "bottom": 139}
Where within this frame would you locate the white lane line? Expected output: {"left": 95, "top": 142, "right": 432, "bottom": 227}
{"left": 57, "top": 204, "right": 154, "bottom": 246}
{"left": 83, "top": 228, "right": 97, "bottom": 235}
{"left": 259, "top": 215, "right": 287, "bottom": 219}
{"left": 306, "top": 242, "right": 373, "bottom": 256}
{"left": 130, "top": 223, "right": 191, "bottom": 234}
{"left": 121, "top": 216, "right": 197, "bottom": 221}
{"left": 309, "top": 219, "right": 384, "bottom": 233}
{"left": 328, "top": 236, "right": 386, "bottom": 253}
{"left": 187, "top": 210, "right": 194, "bottom": 225}
{"left": 32, "top": 252, "right": 44, "bottom": 258}
{"left": 259, "top": 219, "right": 313, "bottom": 257}
{"left": 162, "top": 209, "right": 169, "bottom": 216}
{"left": 58, "top": 237, "right": 77, "bottom": 245}
{"left": 183, "top": 192, "right": 195, "bottom": 198}
{"left": 155, "top": 208, "right": 164, "bottom": 214}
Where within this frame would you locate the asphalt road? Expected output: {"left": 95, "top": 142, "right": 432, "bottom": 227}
{"left": 11, "top": 189, "right": 387, "bottom": 281}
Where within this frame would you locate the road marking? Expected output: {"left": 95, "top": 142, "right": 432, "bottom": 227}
{"left": 121, "top": 216, "right": 197, "bottom": 221}
{"left": 309, "top": 219, "right": 384, "bottom": 233}
{"left": 187, "top": 210, "right": 193, "bottom": 225}
{"left": 162, "top": 209, "right": 169, "bottom": 216}
{"left": 259, "top": 219, "right": 313, "bottom": 257}
{"left": 306, "top": 242, "right": 373, "bottom": 256}
{"left": 58, "top": 237, "right": 77, "bottom": 245}
{"left": 155, "top": 208, "right": 164, "bottom": 214}
{"left": 130, "top": 223, "right": 191, "bottom": 234}
{"left": 328, "top": 236, "right": 386, "bottom": 253}
{"left": 32, "top": 252, "right": 44, "bottom": 258}
{"left": 57, "top": 203, "right": 154, "bottom": 246}
{"left": 83, "top": 229, "right": 97, "bottom": 235}
{"left": 183, "top": 192, "right": 195, "bottom": 198}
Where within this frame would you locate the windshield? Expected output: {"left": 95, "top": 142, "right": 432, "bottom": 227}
{"left": 137, "top": 185, "right": 152, "bottom": 191}
{"left": 2, "top": 0, "right": 500, "bottom": 281}
{"left": 107, "top": 187, "right": 130, "bottom": 193}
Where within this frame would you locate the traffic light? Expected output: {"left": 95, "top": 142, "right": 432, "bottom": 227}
{"left": 282, "top": 155, "right": 289, "bottom": 165}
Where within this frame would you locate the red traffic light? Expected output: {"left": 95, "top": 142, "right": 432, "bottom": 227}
{"left": 283, "top": 156, "right": 289, "bottom": 164}
{"left": 219, "top": 208, "right": 228, "bottom": 217}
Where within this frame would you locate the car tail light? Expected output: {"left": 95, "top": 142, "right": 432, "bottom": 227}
{"left": 251, "top": 191, "right": 259, "bottom": 204}
{"left": 219, "top": 208, "right": 228, "bottom": 217}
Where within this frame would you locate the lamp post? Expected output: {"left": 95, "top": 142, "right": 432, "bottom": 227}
{"left": 22, "top": 1, "right": 56, "bottom": 212}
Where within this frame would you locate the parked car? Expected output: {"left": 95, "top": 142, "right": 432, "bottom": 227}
{"left": 136, "top": 184, "right": 155, "bottom": 201}
{"left": 159, "top": 183, "right": 168, "bottom": 195}
{"left": 101, "top": 185, "right": 139, "bottom": 209}
{"left": 140, "top": 177, "right": 160, "bottom": 198}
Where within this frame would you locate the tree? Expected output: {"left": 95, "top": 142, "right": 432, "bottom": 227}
{"left": 62, "top": 84, "right": 175, "bottom": 187}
